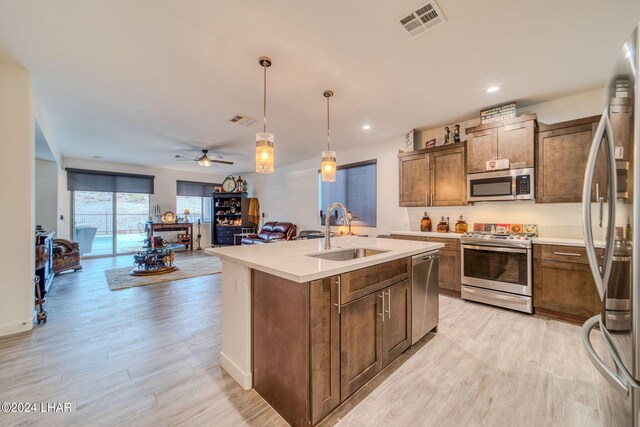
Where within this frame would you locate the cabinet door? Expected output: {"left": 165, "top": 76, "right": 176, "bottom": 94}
{"left": 497, "top": 120, "right": 535, "bottom": 168}
{"left": 340, "top": 291, "right": 383, "bottom": 400}
{"left": 310, "top": 276, "right": 340, "bottom": 424}
{"left": 431, "top": 146, "right": 467, "bottom": 206}
{"left": 537, "top": 123, "right": 594, "bottom": 203}
{"left": 467, "top": 128, "right": 497, "bottom": 173}
{"left": 438, "top": 250, "right": 461, "bottom": 293}
{"left": 533, "top": 259, "right": 603, "bottom": 319}
{"left": 399, "top": 153, "right": 429, "bottom": 207}
{"left": 382, "top": 280, "right": 412, "bottom": 367}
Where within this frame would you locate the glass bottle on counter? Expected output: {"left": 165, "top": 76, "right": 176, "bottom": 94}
{"left": 454, "top": 215, "right": 468, "bottom": 233}
{"left": 437, "top": 216, "right": 450, "bottom": 233}
{"left": 420, "top": 211, "right": 432, "bottom": 232}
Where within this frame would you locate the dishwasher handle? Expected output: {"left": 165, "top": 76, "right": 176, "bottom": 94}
{"left": 412, "top": 252, "right": 439, "bottom": 265}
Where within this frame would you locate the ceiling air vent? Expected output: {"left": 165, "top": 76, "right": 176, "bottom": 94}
{"left": 398, "top": 1, "right": 447, "bottom": 38}
{"left": 229, "top": 114, "right": 256, "bottom": 126}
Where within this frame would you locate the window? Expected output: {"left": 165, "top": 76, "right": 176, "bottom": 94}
{"left": 67, "top": 168, "right": 154, "bottom": 256}
{"left": 176, "top": 181, "right": 219, "bottom": 223}
{"left": 319, "top": 160, "right": 377, "bottom": 227}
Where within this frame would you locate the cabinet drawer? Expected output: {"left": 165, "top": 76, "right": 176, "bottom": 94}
{"left": 534, "top": 245, "right": 603, "bottom": 264}
{"left": 340, "top": 258, "right": 411, "bottom": 304}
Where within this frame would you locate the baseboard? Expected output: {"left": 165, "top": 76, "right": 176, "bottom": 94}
{"left": 0, "top": 319, "right": 32, "bottom": 337}
{"left": 220, "top": 350, "right": 252, "bottom": 390}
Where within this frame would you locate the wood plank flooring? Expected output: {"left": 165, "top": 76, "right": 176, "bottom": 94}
{"left": 0, "top": 253, "right": 617, "bottom": 426}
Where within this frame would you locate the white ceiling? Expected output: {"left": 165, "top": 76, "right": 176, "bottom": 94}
{"left": 1, "top": 0, "right": 639, "bottom": 174}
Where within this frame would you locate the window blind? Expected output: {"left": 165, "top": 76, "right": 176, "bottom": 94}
{"left": 320, "top": 160, "right": 377, "bottom": 227}
{"left": 176, "top": 181, "right": 220, "bottom": 197}
{"left": 66, "top": 168, "right": 154, "bottom": 194}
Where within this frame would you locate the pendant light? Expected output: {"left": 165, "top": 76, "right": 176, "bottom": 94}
{"left": 256, "top": 56, "right": 274, "bottom": 173}
{"left": 321, "top": 90, "right": 336, "bottom": 182}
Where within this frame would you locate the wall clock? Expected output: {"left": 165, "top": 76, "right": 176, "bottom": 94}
{"left": 222, "top": 176, "right": 237, "bottom": 193}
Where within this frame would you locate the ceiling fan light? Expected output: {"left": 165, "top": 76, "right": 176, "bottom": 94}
{"left": 198, "top": 158, "right": 212, "bottom": 167}
{"left": 321, "top": 151, "right": 336, "bottom": 182}
{"left": 256, "top": 133, "right": 274, "bottom": 173}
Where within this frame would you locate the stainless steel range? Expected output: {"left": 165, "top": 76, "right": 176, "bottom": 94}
{"left": 460, "top": 232, "right": 533, "bottom": 313}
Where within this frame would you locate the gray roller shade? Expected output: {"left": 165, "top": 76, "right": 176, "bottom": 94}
{"left": 176, "top": 181, "right": 220, "bottom": 197}
{"left": 66, "top": 168, "right": 154, "bottom": 194}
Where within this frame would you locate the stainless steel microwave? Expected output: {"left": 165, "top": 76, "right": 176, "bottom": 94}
{"left": 467, "top": 168, "right": 535, "bottom": 202}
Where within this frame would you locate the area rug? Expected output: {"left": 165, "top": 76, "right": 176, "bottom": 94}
{"left": 105, "top": 255, "right": 222, "bottom": 291}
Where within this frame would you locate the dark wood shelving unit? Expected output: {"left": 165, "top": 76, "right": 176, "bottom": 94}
{"left": 211, "top": 193, "right": 257, "bottom": 246}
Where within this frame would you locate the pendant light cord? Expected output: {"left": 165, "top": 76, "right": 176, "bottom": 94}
{"left": 326, "top": 95, "right": 331, "bottom": 151}
{"left": 263, "top": 64, "right": 267, "bottom": 133}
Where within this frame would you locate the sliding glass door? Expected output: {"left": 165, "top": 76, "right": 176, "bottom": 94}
{"left": 73, "top": 191, "right": 149, "bottom": 256}
{"left": 73, "top": 191, "right": 114, "bottom": 256}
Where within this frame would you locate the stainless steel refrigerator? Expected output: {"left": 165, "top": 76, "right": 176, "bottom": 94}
{"left": 582, "top": 25, "right": 638, "bottom": 426}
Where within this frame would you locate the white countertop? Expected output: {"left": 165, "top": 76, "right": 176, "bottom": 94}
{"left": 205, "top": 236, "right": 443, "bottom": 283}
{"left": 388, "top": 231, "right": 463, "bottom": 239}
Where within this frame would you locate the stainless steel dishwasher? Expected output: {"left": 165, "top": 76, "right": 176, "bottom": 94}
{"left": 412, "top": 251, "right": 439, "bottom": 344}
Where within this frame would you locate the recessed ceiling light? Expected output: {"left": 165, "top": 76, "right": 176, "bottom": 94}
{"left": 362, "top": 124, "right": 371, "bottom": 130}
{"left": 486, "top": 86, "right": 500, "bottom": 93}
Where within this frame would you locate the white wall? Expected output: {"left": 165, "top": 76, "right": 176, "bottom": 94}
{"left": 60, "top": 158, "right": 228, "bottom": 248}
{"left": 0, "top": 63, "right": 35, "bottom": 336}
{"left": 249, "top": 88, "right": 605, "bottom": 240}
{"left": 35, "top": 159, "right": 59, "bottom": 233}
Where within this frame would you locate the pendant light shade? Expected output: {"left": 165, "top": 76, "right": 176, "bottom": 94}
{"left": 321, "top": 90, "right": 336, "bottom": 182}
{"left": 256, "top": 56, "right": 275, "bottom": 174}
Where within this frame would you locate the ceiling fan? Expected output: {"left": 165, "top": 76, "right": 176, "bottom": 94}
{"left": 175, "top": 150, "right": 234, "bottom": 167}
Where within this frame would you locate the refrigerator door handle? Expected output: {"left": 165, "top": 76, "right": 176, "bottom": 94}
{"left": 581, "top": 110, "right": 617, "bottom": 301}
{"left": 582, "top": 315, "right": 631, "bottom": 396}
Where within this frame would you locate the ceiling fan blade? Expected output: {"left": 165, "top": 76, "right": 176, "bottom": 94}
{"left": 175, "top": 159, "right": 197, "bottom": 162}
{"left": 211, "top": 159, "right": 234, "bottom": 165}
{"left": 176, "top": 152, "right": 200, "bottom": 159}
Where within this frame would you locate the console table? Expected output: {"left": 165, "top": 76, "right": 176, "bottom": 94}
{"left": 145, "top": 222, "right": 193, "bottom": 250}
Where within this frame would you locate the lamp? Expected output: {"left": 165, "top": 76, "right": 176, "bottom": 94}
{"left": 256, "top": 56, "right": 275, "bottom": 173}
{"left": 321, "top": 90, "right": 336, "bottom": 182}
{"left": 198, "top": 157, "right": 211, "bottom": 167}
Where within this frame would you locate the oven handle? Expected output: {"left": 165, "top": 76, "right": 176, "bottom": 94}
{"left": 462, "top": 244, "right": 527, "bottom": 254}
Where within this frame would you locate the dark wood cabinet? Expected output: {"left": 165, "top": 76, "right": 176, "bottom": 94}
{"left": 399, "top": 152, "right": 428, "bottom": 207}
{"left": 536, "top": 115, "right": 607, "bottom": 203}
{"left": 389, "top": 235, "right": 461, "bottom": 295}
{"left": 533, "top": 244, "right": 603, "bottom": 322}
{"left": 340, "top": 290, "right": 383, "bottom": 400}
{"left": 211, "top": 193, "right": 257, "bottom": 246}
{"left": 398, "top": 143, "right": 467, "bottom": 207}
{"left": 310, "top": 276, "right": 341, "bottom": 424}
{"left": 252, "top": 257, "right": 414, "bottom": 426}
{"left": 466, "top": 114, "right": 537, "bottom": 174}
{"left": 382, "top": 279, "right": 412, "bottom": 367}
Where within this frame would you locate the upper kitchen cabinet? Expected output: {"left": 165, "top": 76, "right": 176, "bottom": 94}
{"left": 466, "top": 114, "right": 537, "bottom": 174}
{"left": 536, "top": 115, "right": 606, "bottom": 203}
{"left": 398, "top": 143, "right": 467, "bottom": 207}
{"left": 398, "top": 152, "right": 428, "bottom": 206}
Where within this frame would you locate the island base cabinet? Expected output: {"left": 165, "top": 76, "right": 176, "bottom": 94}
{"left": 340, "top": 291, "right": 384, "bottom": 400}
{"left": 310, "top": 277, "right": 341, "bottom": 425}
{"left": 382, "top": 280, "right": 412, "bottom": 366}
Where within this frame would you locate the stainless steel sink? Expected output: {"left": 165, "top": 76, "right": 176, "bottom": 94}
{"left": 307, "top": 248, "right": 390, "bottom": 262}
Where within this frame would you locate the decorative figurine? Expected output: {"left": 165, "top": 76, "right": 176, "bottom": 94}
{"left": 453, "top": 124, "right": 461, "bottom": 143}
{"left": 242, "top": 180, "right": 248, "bottom": 193}
{"left": 444, "top": 126, "right": 451, "bottom": 144}
{"left": 236, "top": 176, "right": 244, "bottom": 193}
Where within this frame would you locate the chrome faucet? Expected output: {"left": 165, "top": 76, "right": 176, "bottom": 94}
{"left": 324, "top": 202, "right": 351, "bottom": 250}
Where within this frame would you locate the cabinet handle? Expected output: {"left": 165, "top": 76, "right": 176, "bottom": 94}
{"left": 334, "top": 276, "right": 341, "bottom": 314}
{"left": 385, "top": 289, "right": 391, "bottom": 319}
{"left": 553, "top": 252, "right": 582, "bottom": 257}
{"left": 378, "top": 292, "right": 384, "bottom": 322}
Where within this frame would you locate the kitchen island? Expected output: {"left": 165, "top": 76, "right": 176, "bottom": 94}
{"left": 206, "top": 236, "right": 442, "bottom": 426}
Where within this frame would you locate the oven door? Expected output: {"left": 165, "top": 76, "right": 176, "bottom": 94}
{"left": 461, "top": 244, "right": 532, "bottom": 296}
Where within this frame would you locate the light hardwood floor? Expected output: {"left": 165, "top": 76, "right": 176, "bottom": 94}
{"left": 0, "top": 253, "right": 617, "bottom": 426}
